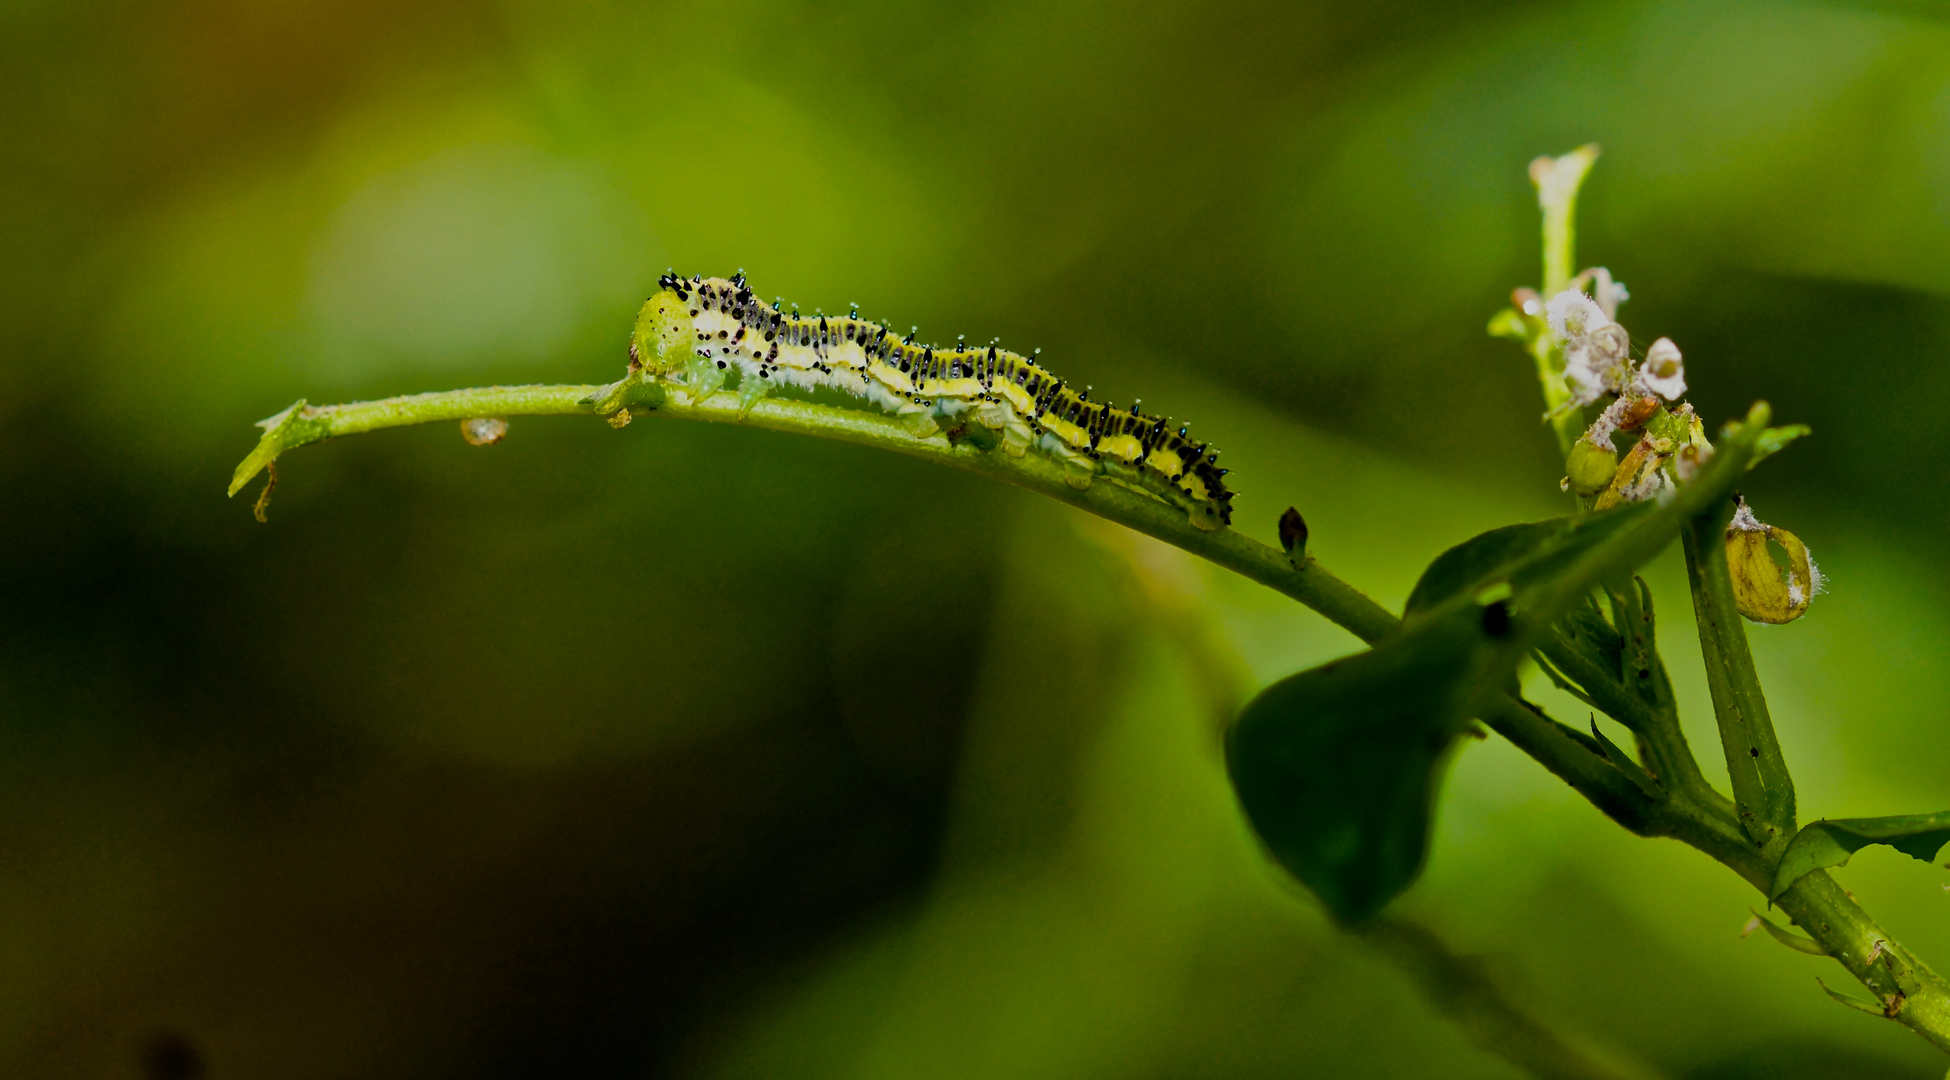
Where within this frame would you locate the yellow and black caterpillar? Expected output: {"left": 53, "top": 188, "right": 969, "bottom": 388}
{"left": 629, "top": 273, "right": 1235, "bottom": 529}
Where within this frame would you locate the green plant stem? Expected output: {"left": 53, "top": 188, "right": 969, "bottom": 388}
{"left": 229, "top": 381, "right": 1950, "bottom": 1055}
{"left": 229, "top": 383, "right": 1402, "bottom": 640}
{"left": 1360, "top": 916, "right": 1666, "bottom": 1080}
{"left": 1536, "top": 634, "right": 1725, "bottom": 814}
{"left": 1530, "top": 144, "right": 1600, "bottom": 457}
{"left": 1772, "top": 871, "right": 1950, "bottom": 1051}
{"left": 1681, "top": 507, "right": 1797, "bottom": 849}
{"left": 1668, "top": 508, "right": 1950, "bottom": 1052}
{"left": 1102, "top": 534, "right": 1667, "bottom": 1080}
{"left": 226, "top": 382, "right": 1728, "bottom": 846}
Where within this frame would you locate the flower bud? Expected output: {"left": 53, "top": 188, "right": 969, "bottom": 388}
{"left": 1640, "top": 337, "right": 1686, "bottom": 401}
{"left": 1566, "top": 437, "right": 1619, "bottom": 496}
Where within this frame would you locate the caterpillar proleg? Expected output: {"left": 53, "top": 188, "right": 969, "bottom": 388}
{"left": 628, "top": 273, "right": 1236, "bottom": 529}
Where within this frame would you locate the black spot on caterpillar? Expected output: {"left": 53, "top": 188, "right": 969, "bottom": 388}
{"left": 631, "top": 273, "right": 1235, "bottom": 529}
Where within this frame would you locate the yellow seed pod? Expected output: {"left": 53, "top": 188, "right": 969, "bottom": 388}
{"left": 631, "top": 290, "right": 694, "bottom": 375}
{"left": 1565, "top": 438, "right": 1619, "bottom": 496}
{"left": 1725, "top": 507, "right": 1818, "bottom": 624}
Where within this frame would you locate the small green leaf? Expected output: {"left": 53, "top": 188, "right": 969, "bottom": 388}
{"left": 228, "top": 399, "right": 324, "bottom": 497}
{"left": 1486, "top": 306, "right": 1535, "bottom": 343}
{"left": 1770, "top": 812, "right": 1950, "bottom": 900}
{"left": 1403, "top": 508, "right": 1650, "bottom": 620}
{"left": 1748, "top": 909, "right": 1828, "bottom": 956}
{"left": 1751, "top": 424, "right": 1812, "bottom": 470}
{"left": 1557, "top": 595, "right": 1625, "bottom": 686}
{"left": 1587, "top": 719, "right": 1663, "bottom": 800}
{"left": 1816, "top": 977, "right": 1889, "bottom": 1016}
{"left": 1227, "top": 604, "right": 1496, "bottom": 924}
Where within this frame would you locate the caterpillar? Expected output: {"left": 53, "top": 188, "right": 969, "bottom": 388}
{"left": 627, "top": 273, "right": 1235, "bottom": 529}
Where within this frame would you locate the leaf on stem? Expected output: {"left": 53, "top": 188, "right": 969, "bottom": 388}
{"left": 1751, "top": 423, "right": 1812, "bottom": 470}
{"left": 1770, "top": 813, "right": 1950, "bottom": 900}
{"left": 1746, "top": 908, "right": 1829, "bottom": 956}
{"left": 1587, "top": 719, "right": 1663, "bottom": 800}
{"left": 1816, "top": 977, "right": 1892, "bottom": 1017}
{"left": 1228, "top": 403, "right": 1770, "bottom": 924}
{"left": 1403, "top": 510, "right": 1649, "bottom": 619}
{"left": 1227, "top": 603, "right": 1496, "bottom": 924}
{"left": 228, "top": 399, "right": 324, "bottom": 497}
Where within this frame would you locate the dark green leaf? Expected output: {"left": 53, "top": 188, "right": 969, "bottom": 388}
{"left": 1227, "top": 604, "right": 1496, "bottom": 924}
{"left": 1229, "top": 406, "right": 1772, "bottom": 923}
{"left": 1769, "top": 812, "right": 1950, "bottom": 900}
{"left": 1558, "top": 595, "right": 1625, "bottom": 683}
{"left": 1403, "top": 507, "right": 1650, "bottom": 620}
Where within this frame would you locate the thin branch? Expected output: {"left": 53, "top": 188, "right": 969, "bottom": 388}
{"left": 228, "top": 378, "right": 1950, "bottom": 1055}
{"left": 1087, "top": 527, "right": 1664, "bottom": 1080}
{"left": 1360, "top": 916, "right": 1666, "bottom": 1080}
{"left": 228, "top": 382, "right": 1400, "bottom": 644}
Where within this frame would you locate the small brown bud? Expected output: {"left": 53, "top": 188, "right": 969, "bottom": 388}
{"left": 1278, "top": 506, "right": 1309, "bottom": 557}
{"left": 1616, "top": 395, "right": 1661, "bottom": 431}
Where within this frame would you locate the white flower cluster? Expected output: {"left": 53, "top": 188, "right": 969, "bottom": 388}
{"left": 1546, "top": 289, "right": 1687, "bottom": 447}
{"left": 1546, "top": 289, "right": 1685, "bottom": 410}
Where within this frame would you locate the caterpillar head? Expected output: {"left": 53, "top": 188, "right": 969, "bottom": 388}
{"left": 631, "top": 290, "right": 693, "bottom": 376}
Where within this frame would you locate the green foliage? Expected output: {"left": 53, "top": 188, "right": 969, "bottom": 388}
{"left": 25, "top": 1, "right": 1950, "bottom": 1073}
{"left": 1228, "top": 410, "right": 1764, "bottom": 923}
{"left": 1226, "top": 603, "right": 1492, "bottom": 924}
{"left": 1770, "top": 813, "right": 1950, "bottom": 900}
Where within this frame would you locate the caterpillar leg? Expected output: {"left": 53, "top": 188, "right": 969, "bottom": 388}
{"left": 1035, "top": 434, "right": 1096, "bottom": 490}
{"left": 974, "top": 399, "right": 1011, "bottom": 430}
{"left": 682, "top": 352, "right": 727, "bottom": 403}
{"left": 998, "top": 415, "right": 1034, "bottom": 458}
{"left": 735, "top": 374, "right": 773, "bottom": 419}
{"left": 898, "top": 403, "right": 940, "bottom": 438}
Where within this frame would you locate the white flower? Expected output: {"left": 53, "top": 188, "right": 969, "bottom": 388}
{"left": 1641, "top": 337, "right": 1686, "bottom": 401}
{"left": 1546, "top": 289, "right": 1609, "bottom": 340}
{"left": 1560, "top": 325, "right": 1634, "bottom": 410}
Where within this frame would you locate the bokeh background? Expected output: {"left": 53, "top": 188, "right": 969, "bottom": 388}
{"left": 7, "top": 0, "right": 1950, "bottom": 1076}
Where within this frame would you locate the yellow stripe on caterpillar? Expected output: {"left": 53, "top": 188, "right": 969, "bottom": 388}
{"left": 631, "top": 273, "right": 1235, "bottom": 529}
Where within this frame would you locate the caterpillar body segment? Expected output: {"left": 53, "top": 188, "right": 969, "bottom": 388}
{"left": 631, "top": 273, "right": 1235, "bottom": 529}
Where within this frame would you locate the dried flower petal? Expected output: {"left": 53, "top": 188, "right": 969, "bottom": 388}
{"left": 1725, "top": 501, "right": 1821, "bottom": 623}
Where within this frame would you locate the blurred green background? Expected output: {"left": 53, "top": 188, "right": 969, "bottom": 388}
{"left": 7, "top": 0, "right": 1950, "bottom": 1076}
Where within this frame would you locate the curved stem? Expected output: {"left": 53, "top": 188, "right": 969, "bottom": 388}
{"left": 1360, "top": 916, "right": 1666, "bottom": 1080}
{"left": 1771, "top": 871, "right": 1950, "bottom": 1053}
{"left": 228, "top": 383, "right": 1400, "bottom": 643}
{"left": 228, "top": 380, "right": 1950, "bottom": 1055}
